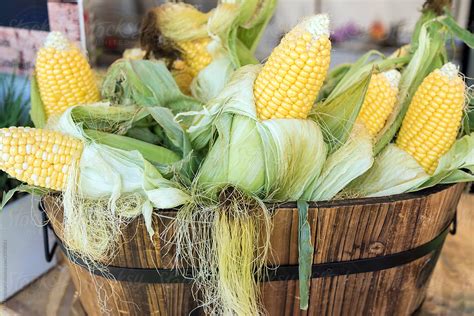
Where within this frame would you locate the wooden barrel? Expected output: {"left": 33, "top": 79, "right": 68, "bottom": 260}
{"left": 42, "top": 184, "right": 464, "bottom": 316}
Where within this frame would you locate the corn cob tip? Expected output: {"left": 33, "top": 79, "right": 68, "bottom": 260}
{"left": 299, "top": 14, "right": 330, "bottom": 39}
{"left": 44, "top": 31, "right": 70, "bottom": 51}
{"left": 440, "top": 62, "right": 459, "bottom": 79}
{"left": 382, "top": 69, "right": 401, "bottom": 89}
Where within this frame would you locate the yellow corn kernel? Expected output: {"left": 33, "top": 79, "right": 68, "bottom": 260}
{"left": 0, "top": 127, "right": 83, "bottom": 191}
{"left": 35, "top": 32, "right": 100, "bottom": 118}
{"left": 177, "top": 37, "right": 212, "bottom": 77}
{"left": 254, "top": 14, "right": 331, "bottom": 120}
{"left": 357, "top": 69, "right": 401, "bottom": 137}
{"left": 172, "top": 60, "right": 194, "bottom": 95}
{"left": 396, "top": 62, "right": 465, "bottom": 174}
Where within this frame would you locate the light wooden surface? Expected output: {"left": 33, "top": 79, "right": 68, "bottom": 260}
{"left": 1, "top": 192, "right": 473, "bottom": 315}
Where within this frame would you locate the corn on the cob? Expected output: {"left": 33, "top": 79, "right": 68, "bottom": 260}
{"left": 396, "top": 62, "right": 465, "bottom": 174}
{"left": 254, "top": 14, "right": 331, "bottom": 120}
{"left": 177, "top": 37, "right": 213, "bottom": 77}
{"left": 35, "top": 32, "right": 100, "bottom": 118}
{"left": 0, "top": 127, "right": 83, "bottom": 191}
{"left": 357, "top": 69, "right": 401, "bottom": 137}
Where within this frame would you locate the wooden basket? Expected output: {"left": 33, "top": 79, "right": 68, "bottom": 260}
{"left": 42, "top": 183, "right": 464, "bottom": 316}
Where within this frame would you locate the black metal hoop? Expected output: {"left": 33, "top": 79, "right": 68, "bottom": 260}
{"left": 39, "top": 198, "right": 457, "bottom": 284}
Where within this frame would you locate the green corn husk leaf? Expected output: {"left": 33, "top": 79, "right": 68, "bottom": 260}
{"left": 324, "top": 51, "right": 409, "bottom": 104}
{"left": 191, "top": 56, "right": 235, "bottom": 103}
{"left": 305, "top": 125, "right": 374, "bottom": 201}
{"left": 125, "top": 126, "right": 162, "bottom": 145}
{"left": 261, "top": 118, "right": 327, "bottom": 201}
{"left": 234, "top": 0, "right": 278, "bottom": 54}
{"left": 70, "top": 104, "right": 149, "bottom": 133}
{"left": 311, "top": 71, "right": 372, "bottom": 153}
{"left": 375, "top": 19, "right": 447, "bottom": 154}
{"left": 1, "top": 184, "right": 50, "bottom": 210}
{"left": 317, "top": 63, "right": 352, "bottom": 102}
{"left": 69, "top": 103, "right": 196, "bottom": 179}
{"left": 198, "top": 113, "right": 266, "bottom": 194}
{"left": 208, "top": 2, "right": 260, "bottom": 68}
{"left": 102, "top": 60, "right": 202, "bottom": 119}
{"left": 346, "top": 133, "right": 474, "bottom": 197}
{"left": 146, "top": 106, "right": 193, "bottom": 158}
{"left": 30, "top": 75, "right": 46, "bottom": 128}
{"left": 297, "top": 200, "right": 313, "bottom": 310}
{"left": 345, "top": 144, "right": 430, "bottom": 197}
{"left": 195, "top": 65, "right": 327, "bottom": 201}
{"left": 462, "top": 96, "right": 474, "bottom": 134}
{"left": 439, "top": 12, "right": 474, "bottom": 48}
{"left": 53, "top": 107, "right": 189, "bottom": 216}
{"left": 84, "top": 129, "right": 180, "bottom": 166}
{"left": 416, "top": 133, "right": 474, "bottom": 190}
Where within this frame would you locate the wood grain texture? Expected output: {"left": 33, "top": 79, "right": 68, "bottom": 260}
{"left": 43, "top": 184, "right": 464, "bottom": 316}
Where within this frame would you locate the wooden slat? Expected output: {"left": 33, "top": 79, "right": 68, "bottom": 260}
{"left": 43, "top": 184, "right": 464, "bottom": 315}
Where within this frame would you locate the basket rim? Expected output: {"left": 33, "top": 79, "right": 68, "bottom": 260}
{"left": 44, "top": 184, "right": 457, "bottom": 212}
{"left": 277, "top": 183, "right": 456, "bottom": 209}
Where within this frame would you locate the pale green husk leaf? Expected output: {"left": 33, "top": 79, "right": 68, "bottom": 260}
{"left": 191, "top": 56, "right": 235, "bottom": 103}
{"left": 346, "top": 144, "right": 430, "bottom": 197}
{"left": 306, "top": 125, "right": 374, "bottom": 201}
{"left": 348, "top": 133, "right": 474, "bottom": 197}
{"left": 102, "top": 59, "right": 202, "bottom": 116}
{"left": 417, "top": 133, "right": 474, "bottom": 189}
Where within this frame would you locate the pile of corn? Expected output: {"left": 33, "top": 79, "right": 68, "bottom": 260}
{"left": 1, "top": 1, "right": 473, "bottom": 315}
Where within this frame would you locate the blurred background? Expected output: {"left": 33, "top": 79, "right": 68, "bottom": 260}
{"left": 0, "top": 0, "right": 472, "bottom": 123}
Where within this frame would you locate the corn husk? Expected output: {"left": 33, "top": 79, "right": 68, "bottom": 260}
{"left": 311, "top": 71, "right": 373, "bottom": 153}
{"left": 194, "top": 65, "right": 327, "bottom": 200}
{"left": 305, "top": 125, "right": 374, "bottom": 201}
{"left": 102, "top": 59, "right": 202, "bottom": 116}
{"left": 344, "top": 144, "right": 429, "bottom": 197}
{"left": 346, "top": 133, "right": 474, "bottom": 197}
{"left": 47, "top": 108, "right": 190, "bottom": 262}
{"left": 191, "top": 56, "right": 235, "bottom": 103}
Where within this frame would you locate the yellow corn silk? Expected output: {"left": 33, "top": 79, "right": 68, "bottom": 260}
{"left": 356, "top": 70, "right": 401, "bottom": 137}
{"left": 396, "top": 62, "right": 465, "bottom": 174}
{"left": 35, "top": 32, "right": 100, "bottom": 118}
{"left": 254, "top": 14, "right": 331, "bottom": 120}
{"left": 0, "top": 127, "right": 83, "bottom": 191}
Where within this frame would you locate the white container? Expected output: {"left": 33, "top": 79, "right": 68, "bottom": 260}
{"left": 0, "top": 194, "right": 57, "bottom": 302}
